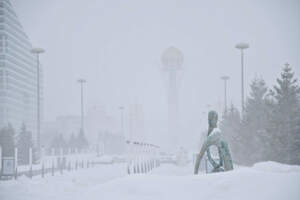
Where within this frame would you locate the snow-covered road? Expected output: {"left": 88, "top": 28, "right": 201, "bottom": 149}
{"left": 1, "top": 162, "right": 300, "bottom": 200}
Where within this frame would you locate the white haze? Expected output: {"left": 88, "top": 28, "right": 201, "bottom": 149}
{"left": 11, "top": 0, "right": 300, "bottom": 149}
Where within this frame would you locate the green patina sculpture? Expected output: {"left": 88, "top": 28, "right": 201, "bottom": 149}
{"left": 194, "top": 111, "right": 233, "bottom": 174}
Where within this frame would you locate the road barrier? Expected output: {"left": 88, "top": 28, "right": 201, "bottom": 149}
{"left": 126, "top": 140, "right": 160, "bottom": 174}
{"left": 0, "top": 147, "right": 95, "bottom": 180}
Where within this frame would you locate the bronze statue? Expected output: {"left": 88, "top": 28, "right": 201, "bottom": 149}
{"left": 194, "top": 111, "right": 233, "bottom": 174}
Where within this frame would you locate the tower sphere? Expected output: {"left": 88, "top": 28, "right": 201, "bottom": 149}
{"left": 235, "top": 42, "right": 249, "bottom": 50}
{"left": 161, "top": 46, "right": 184, "bottom": 70}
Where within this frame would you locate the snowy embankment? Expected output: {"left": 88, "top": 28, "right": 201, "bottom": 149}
{"left": 1, "top": 162, "right": 300, "bottom": 200}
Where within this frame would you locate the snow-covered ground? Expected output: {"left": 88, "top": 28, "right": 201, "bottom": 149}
{"left": 1, "top": 162, "right": 300, "bottom": 200}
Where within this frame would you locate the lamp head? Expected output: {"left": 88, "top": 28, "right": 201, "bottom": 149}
{"left": 235, "top": 43, "right": 249, "bottom": 50}
{"left": 221, "top": 76, "right": 230, "bottom": 81}
{"left": 77, "top": 79, "right": 86, "bottom": 83}
{"left": 31, "top": 48, "right": 45, "bottom": 54}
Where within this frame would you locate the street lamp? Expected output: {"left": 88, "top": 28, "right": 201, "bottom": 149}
{"left": 235, "top": 42, "right": 249, "bottom": 116}
{"left": 220, "top": 76, "right": 230, "bottom": 114}
{"left": 119, "top": 106, "right": 124, "bottom": 137}
{"left": 77, "top": 79, "right": 86, "bottom": 133}
{"left": 31, "top": 47, "right": 45, "bottom": 153}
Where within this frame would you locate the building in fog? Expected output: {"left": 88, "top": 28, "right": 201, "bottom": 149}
{"left": 129, "top": 103, "right": 145, "bottom": 142}
{"left": 43, "top": 106, "right": 120, "bottom": 147}
{"left": 0, "top": 0, "right": 41, "bottom": 143}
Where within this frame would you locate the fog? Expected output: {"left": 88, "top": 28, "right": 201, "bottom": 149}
{"left": 1, "top": 1, "right": 300, "bottom": 199}
{"left": 11, "top": 0, "right": 300, "bottom": 149}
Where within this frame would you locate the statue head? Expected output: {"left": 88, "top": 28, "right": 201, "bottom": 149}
{"left": 208, "top": 110, "right": 218, "bottom": 129}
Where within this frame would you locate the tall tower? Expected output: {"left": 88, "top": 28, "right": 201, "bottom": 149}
{"left": 161, "top": 46, "right": 184, "bottom": 150}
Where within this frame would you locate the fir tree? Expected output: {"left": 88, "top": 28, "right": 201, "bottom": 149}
{"left": 220, "top": 104, "right": 242, "bottom": 164}
{"left": 271, "top": 63, "right": 300, "bottom": 164}
{"left": 17, "top": 123, "right": 33, "bottom": 165}
{"left": 68, "top": 133, "right": 77, "bottom": 153}
{"left": 241, "top": 77, "right": 273, "bottom": 164}
{"left": 0, "top": 123, "right": 15, "bottom": 157}
{"left": 77, "top": 128, "right": 89, "bottom": 152}
{"left": 50, "top": 133, "right": 67, "bottom": 154}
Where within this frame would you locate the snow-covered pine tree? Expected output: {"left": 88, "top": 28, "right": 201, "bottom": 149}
{"left": 17, "top": 123, "right": 33, "bottom": 165}
{"left": 271, "top": 63, "right": 300, "bottom": 164}
{"left": 50, "top": 133, "right": 67, "bottom": 154}
{"left": 68, "top": 133, "right": 77, "bottom": 153}
{"left": 0, "top": 123, "right": 15, "bottom": 157}
{"left": 220, "top": 104, "right": 242, "bottom": 164}
{"left": 76, "top": 128, "right": 89, "bottom": 152}
{"left": 241, "top": 77, "right": 273, "bottom": 164}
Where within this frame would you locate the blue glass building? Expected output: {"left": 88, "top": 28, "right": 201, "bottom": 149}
{"left": 0, "top": 0, "right": 42, "bottom": 144}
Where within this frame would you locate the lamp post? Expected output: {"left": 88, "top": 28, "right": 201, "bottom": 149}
{"left": 220, "top": 76, "right": 230, "bottom": 114}
{"left": 77, "top": 79, "right": 86, "bottom": 133}
{"left": 285, "top": 62, "right": 291, "bottom": 163}
{"left": 31, "top": 48, "right": 45, "bottom": 153}
{"left": 119, "top": 106, "right": 125, "bottom": 137}
{"left": 235, "top": 42, "right": 249, "bottom": 116}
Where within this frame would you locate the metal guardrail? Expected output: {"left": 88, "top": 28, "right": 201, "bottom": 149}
{"left": 126, "top": 140, "right": 160, "bottom": 174}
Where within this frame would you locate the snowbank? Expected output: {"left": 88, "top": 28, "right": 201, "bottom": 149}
{"left": 0, "top": 162, "right": 299, "bottom": 200}
{"left": 79, "top": 162, "right": 300, "bottom": 200}
{"left": 252, "top": 161, "right": 300, "bottom": 173}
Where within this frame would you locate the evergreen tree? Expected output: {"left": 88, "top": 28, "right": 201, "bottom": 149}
{"left": 50, "top": 134, "right": 59, "bottom": 150}
{"left": 270, "top": 63, "right": 300, "bottom": 164}
{"left": 68, "top": 133, "right": 77, "bottom": 153}
{"left": 0, "top": 123, "right": 15, "bottom": 157}
{"left": 76, "top": 128, "right": 89, "bottom": 152}
{"left": 17, "top": 123, "right": 33, "bottom": 165}
{"left": 50, "top": 133, "right": 67, "bottom": 154}
{"left": 220, "top": 104, "right": 242, "bottom": 164}
{"left": 241, "top": 77, "right": 274, "bottom": 164}
{"left": 219, "top": 64, "right": 300, "bottom": 165}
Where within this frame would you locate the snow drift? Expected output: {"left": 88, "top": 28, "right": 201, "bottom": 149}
{"left": 0, "top": 161, "right": 299, "bottom": 200}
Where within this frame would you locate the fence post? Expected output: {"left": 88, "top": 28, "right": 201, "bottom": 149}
{"left": 75, "top": 148, "right": 78, "bottom": 170}
{"left": 42, "top": 162, "right": 44, "bottom": 178}
{"left": 146, "top": 144, "right": 149, "bottom": 173}
{"left": 60, "top": 148, "right": 63, "bottom": 175}
{"left": 29, "top": 148, "right": 32, "bottom": 179}
{"left": 52, "top": 161, "right": 54, "bottom": 176}
{"left": 0, "top": 146, "right": 2, "bottom": 178}
{"left": 51, "top": 148, "right": 55, "bottom": 176}
{"left": 140, "top": 143, "right": 144, "bottom": 174}
{"left": 41, "top": 147, "right": 45, "bottom": 178}
{"left": 126, "top": 141, "right": 131, "bottom": 174}
{"left": 135, "top": 142, "right": 140, "bottom": 174}
{"left": 14, "top": 147, "right": 18, "bottom": 179}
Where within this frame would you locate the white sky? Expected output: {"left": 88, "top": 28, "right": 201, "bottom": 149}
{"left": 11, "top": 0, "right": 300, "bottom": 148}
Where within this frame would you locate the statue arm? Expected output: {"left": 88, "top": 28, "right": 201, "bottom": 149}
{"left": 221, "top": 141, "right": 234, "bottom": 171}
{"left": 194, "top": 142, "right": 207, "bottom": 174}
{"left": 194, "top": 130, "right": 222, "bottom": 174}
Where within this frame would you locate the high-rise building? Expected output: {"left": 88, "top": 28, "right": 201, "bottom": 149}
{"left": 0, "top": 0, "right": 42, "bottom": 144}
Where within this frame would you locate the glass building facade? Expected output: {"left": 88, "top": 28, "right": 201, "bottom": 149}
{"left": 0, "top": 0, "right": 42, "bottom": 144}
